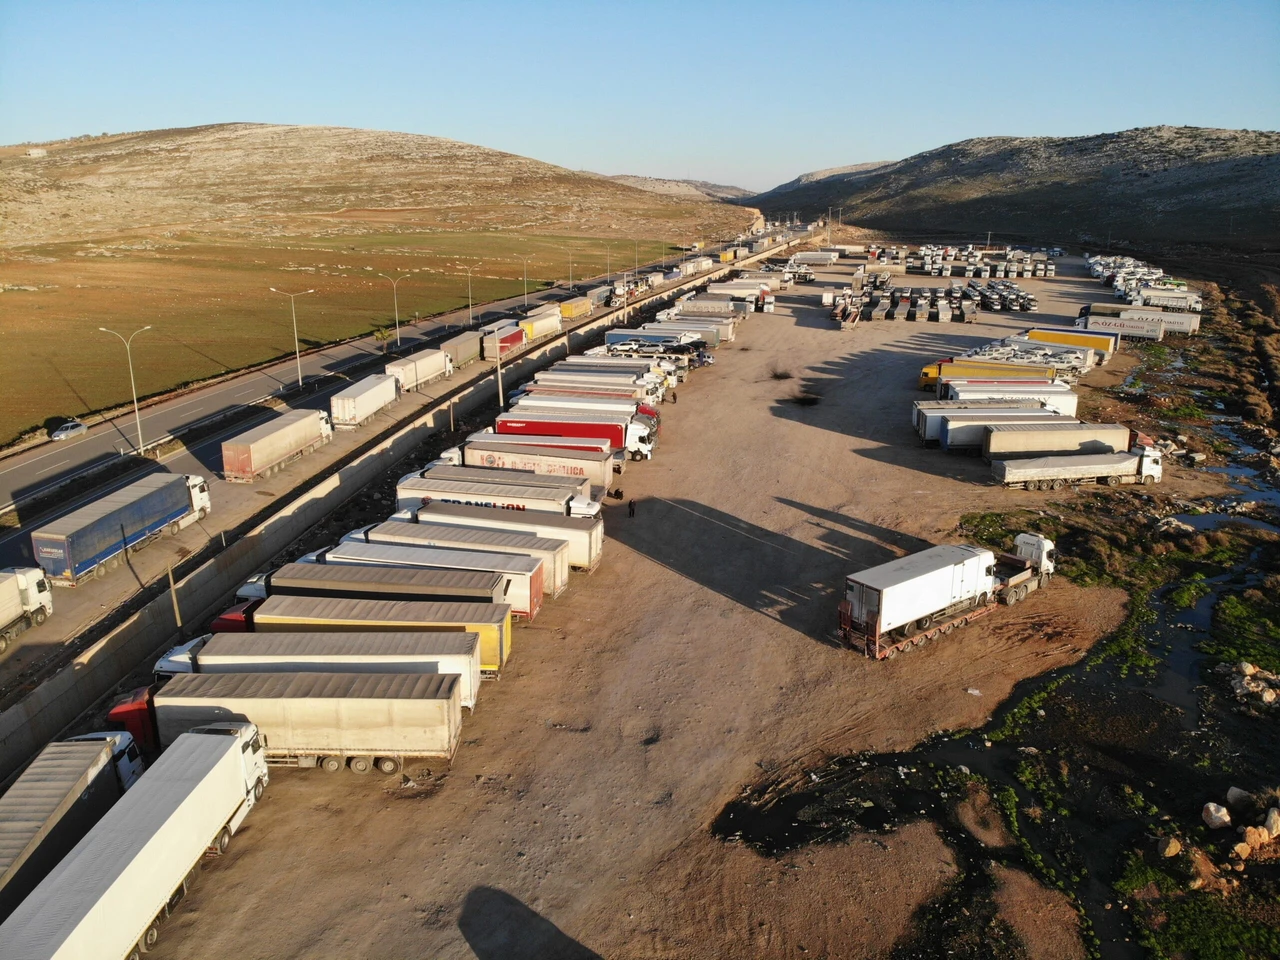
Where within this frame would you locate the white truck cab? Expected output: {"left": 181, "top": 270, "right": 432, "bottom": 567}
{"left": 188, "top": 721, "right": 269, "bottom": 813}
{"left": 64, "top": 730, "right": 147, "bottom": 789}
{"left": 626, "top": 423, "right": 654, "bottom": 461}
{"left": 1135, "top": 446, "right": 1163, "bottom": 483}
{"left": 0, "top": 567, "right": 53, "bottom": 651}
{"left": 154, "top": 633, "right": 213, "bottom": 680}
{"left": 184, "top": 475, "right": 212, "bottom": 521}
{"left": 1011, "top": 534, "right": 1056, "bottom": 577}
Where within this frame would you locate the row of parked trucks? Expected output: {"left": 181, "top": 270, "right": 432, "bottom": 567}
{"left": 0, "top": 268, "right": 747, "bottom": 957}
{"left": 910, "top": 325, "right": 1164, "bottom": 489}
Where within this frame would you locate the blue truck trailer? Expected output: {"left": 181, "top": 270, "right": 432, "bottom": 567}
{"left": 31, "top": 474, "right": 212, "bottom": 586}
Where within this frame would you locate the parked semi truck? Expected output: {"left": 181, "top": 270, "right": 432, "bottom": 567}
{"left": 983, "top": 422, "right": 1133, "bottom": 461}
{"left": 235, "top": 562, "right": 505, "bottom": 605}
{"left": 395, "top": 475, "right": 601, "bottom": 518}
{"left": 30, "top": 475, "right": 211, "bottom": 586}
{"left": 211, "top": 595, "right": 514, "bottom": 674}
{"left": 921, "top": 359, "right": 1060, "bottom": 390}
{"left": 330, "top": 374, "right": 399, "bottom": 429}
{"left": 0, "top": 733, "right": 145, "bottom": 923}
{"left": 912, "top": 399, "right": 1046, "bottom": 443}
{"left": 408, "top": 501, "right": 605, "bottom": 572}
{"left": 992, "top": 447, "right": 1163, "bottom": 489}
{"left": 441, "top": 330, "right": 481, "bottom": 369}
{"left": 221, "top": 409, "right": 332, "bottom": 482}
{"left": 0, "top": 724, "right": 266, "bottom": 960}
{"left": 838, "top": 534, "right": 1056, "bottom": 659}
{"left": 310, "top": 539, "right": 545, "bottom": 620}
{"left": 345, "top": 519, "right": 571, "bottom": 597}
{"left": 448, "top": 440, "right": 618, "bottom": 487}
{"left": 0, "top": 567, "right": 53, "bottom": 653}
{"left": 940, "top": 413, "right": 1076, "bottom": 453}
{"left": 464, "top": 429, "right": 614, "bottom": 456}
{"left": 153, "top": 632, "right": 481, "bottom": 711}
{"left": 495, "top": 411, "right": 654, "bottom": 461}
{"left": 385, "top": 347, "right": 453, "bottom": 392}
{"left": 413, "top": 463, "right": 594, "bottom": 503}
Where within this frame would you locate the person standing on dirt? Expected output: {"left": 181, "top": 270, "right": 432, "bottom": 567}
{"left": 670, "top": 390, "right": 677, "bottom": 404}
{"left": 628, "top": 499, "right": 636, "bottom": 518}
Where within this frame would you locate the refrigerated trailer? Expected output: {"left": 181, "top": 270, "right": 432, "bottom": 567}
{"left": 943, "top": 384, "right": 1080, "bottom": 417}
{"left": 0, "top": 725, "right": 267, "bottom": 960}
{"left": 153, "top": 632, "right": 481, "bottom": 711}
{"left": 913, "top": 399, "right": 1047, "bottom": 443}
{"left": 495, "top": 411, "right": 654, "bottom": 461}
{"left": 155, "top": 673, "right": 462, "bottom": 769}
{"left": 385, "top": 348, "right": 453, "bottom": 392}
{"left": 221, "top": 409, "right": 333, "bottom": 482}
{"left": 441, "top": 330, "right": 481, "bottom": 369}
{"left": 411, "top": 463, "right": 593, "bottom": 503}
{"left": 940, "top": 413, "right": 1076, "bottom": 453}
{"left": 307, "top": 539, "right": 544, "bottom": 620}
{"left": 464, "top": 430, "right": 614, "bottom": 455}
{"left": 30, "top": 474, "right": 211, "bottom": 586}
{"left": 838, "top": 534, "right": 1055, "bottom": 659}
{"left": 345, "top": 519, "right": 570, "bottom": 597}
{"left": 235, "top": 561, "right": 504, "bottom": 605}
{"left": 330, "top": 374, "right": 399, "bottom": 429}
{"left": 408, "top": 501, "right": 604, "bottom": 572}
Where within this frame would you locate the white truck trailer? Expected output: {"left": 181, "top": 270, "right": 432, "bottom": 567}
{"left": 452, "top": 440, "right": 618, "bottom": 488}
{"left": 385, "top": 348, "right": 453, "bottom": 392}
{"left": 839, "top": 534, "right": 1056, "bottom": 659}
{"left": 153, "top": 631, "right": 482, "bottom": 711}
{"left": 0, "top": 567, "right": 53, "bottom": 654}
{"left": 307, "top": 539, "right": 545, "bottom": 620}
{"left": 345, "top": 519, "right": 571, "bottom": 597}
{"left": 992, "top": 447, "right": 1163, "bottom": 489}
{"left": 0, "top": 734, "right": 144, "bottom": 923}
{"left": 330, "top": 373, "right": 399, "bottom": 429}
{"left": 983, "top": 422, "right": 1133, "bottom": 461}
{"left": 912, "top": 399, "right": 1046, "bottom": 442}
{"left": 939, "top": 413, "right": 1076, "bottom": 453}
{"left": 414, "top": 463, "right": 593, "bottom": 503}
{"left": 154, "top": 673, "right": 463, "bottom": 772}
{"left": 395, "top": 475, "right": 601, "bottom": 518}
{"left": 0, "top": 725, "right": 266, "bottom": 960}
{"left": 409, "top": 501, "right": 605, "bottom": 571}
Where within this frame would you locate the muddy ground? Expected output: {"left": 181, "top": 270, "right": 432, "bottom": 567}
{"left": 143, "top": 261, "right": 1185, "bottom": 959}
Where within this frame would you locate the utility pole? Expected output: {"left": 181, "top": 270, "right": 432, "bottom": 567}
{"left": 518, "top": 255, "right": 532, "bottom": 311}
{"left": 99, "top": 325, "right": 151, "bottom": 453}
{"left": 463, "top": 264, "right": 479, "bottom": 327}
{"left": 376, "top": 272, "right": 410, "bottom": 345}
{"left": 269, "top": 287, "right": 315, "bottom": 389}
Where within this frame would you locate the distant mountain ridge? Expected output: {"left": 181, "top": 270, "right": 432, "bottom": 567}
{"left": 748, "top": 126, "right": 1280, "bottom": 246}
{"left": 606, "top": 174, "right": 753, "bottom": 202}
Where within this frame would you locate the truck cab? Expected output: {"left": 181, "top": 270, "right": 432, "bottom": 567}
{"left": 569, "top": 496, "right": 602, "bottom": 519}
{"left": 1010, "top": 533, "right": 1055, "bottom": 576}
{"left": 1135, "top": 446, "right": 1163, "bottom": 483}
{"left": 154, "top": 633, "right": 214, "bottom": 680}
{"left": 318, "top": 411, "right": 334, "bottom": 439}
{"left": 63, "top": 730, "right": 146, "bottom": 789}
{"left": 625, "top": 422, "right": 654, "bottom": 461}
{"left": 185, "top": 475, "right": 212, "bottom": 519}
{"left": 0, "top": 567, "right": 53, "bottom": 650}
{"left": 187, "top": 722, "right": 269, "bottom": 817}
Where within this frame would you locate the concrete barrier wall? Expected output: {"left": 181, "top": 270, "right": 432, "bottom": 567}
{"left": 0, "top": 238, "right": 803, "bottom": 780}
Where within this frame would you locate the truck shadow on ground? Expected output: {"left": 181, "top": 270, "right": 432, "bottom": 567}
{"left": 459, "top": 887, "right": 601, "bottom": 960}
{"left": 607, "top": 498, "right": 899, "bottom": 645}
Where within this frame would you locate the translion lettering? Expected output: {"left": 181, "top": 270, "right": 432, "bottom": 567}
{"left": 438, "top": 497, "right": 526, "bottom": 511}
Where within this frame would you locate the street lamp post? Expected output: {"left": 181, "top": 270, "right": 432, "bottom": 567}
{"left": 518, "top": 255, "right": 533, "bottom": 311}
{"left": 269, "top": 287, "right": 315, "bottom": 389}
{"left": 376, "top": 272, "right": 410, "bottom": 346}
{"left": 462, "top": 264, "right": 481, "bottom": 328}
{"left": 99, "top": 325, "right": 151, "bottom": 454}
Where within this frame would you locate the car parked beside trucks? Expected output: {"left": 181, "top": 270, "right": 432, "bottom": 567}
{"left": 0, "top": 724, "right": 266, "bottom": 960}
{"left": 0, "top": 733, "right": 145, "bottom": 923}
{"left": 221, "top": 409, "right": 332, "bottom": 482}
{"left": 0, "top": 567, "right": 53, "bottom": 653}
{"left": 30, "top": 474, "right": 211, "bottom": 586}
{"left": 839, "top": 534, "right": 1056, "bottom": 659}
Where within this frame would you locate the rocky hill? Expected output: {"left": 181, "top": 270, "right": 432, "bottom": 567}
{"left": 0, "top": 123, "right": 756, "bottom": 246}
{"left": 607, "top": 174, "right": 753, "bottom": 202}
{"left": 748, "top": 127, "right": 1280, "bottom": 247}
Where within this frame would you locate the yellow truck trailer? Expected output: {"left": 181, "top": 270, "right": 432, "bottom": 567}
{"left": 919, "top": 360, "right": 1059, "bottom": 390}
{"left": 1016, "top": 328, "right": 1118, "bottom": 361}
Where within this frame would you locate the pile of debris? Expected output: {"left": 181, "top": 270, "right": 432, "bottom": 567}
{"left": 1214, "top": 660, "right": 1280, "bottom": 708}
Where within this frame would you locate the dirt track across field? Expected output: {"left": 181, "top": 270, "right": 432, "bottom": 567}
{"left": 150, "top": 261, "right": 1138, "bottom": 959}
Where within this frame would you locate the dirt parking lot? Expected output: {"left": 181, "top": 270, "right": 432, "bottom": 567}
{"left": 150, "top": 259, "right": 1130, "bottom": 959}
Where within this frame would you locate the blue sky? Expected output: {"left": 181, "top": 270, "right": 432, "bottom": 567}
{"left": 2, "top": 0, "right": 1277, "bottom": 191}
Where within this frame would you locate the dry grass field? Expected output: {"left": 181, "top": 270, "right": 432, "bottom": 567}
{"left": 0, "top": 124, "right": 756, "bottom": 442}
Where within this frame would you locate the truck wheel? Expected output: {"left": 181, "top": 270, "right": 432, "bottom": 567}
{"left": 1051, "top": 479, "right": 1065, "bottom": 490}
{"left": 127, "top": 947, "right": 142, "bottom": 960}
{"left": 94, "top": 563, "right": 107, "bottom": 580}
{"left": 631, "top": 451, "right": 642, "bottom": 462}
{"left": 349, "top": 756, "right": 373, "bottom": 775}
{"left": 915, "top": 615, "right": 933, "bottom": 631}
{"left": 977, "top": 593, "right": 989, "bottom": 608}
{"left": 1106, "top": 475, "right": 1121, "bottom": 487}
{"left": 376, "top": 757, "right": 402, "bottom": 776}
{"left": 138, "top": 920, "right": 161, "bottom": 952}
{"left": 169, "top": 522, "right": 181, "bottom": 536}
{"left": 321, "top": 756, "right": 344, "bottom": 774}
{"left": 0, "top": 637, "right": 8, "bottom": 655}
{"left": 253, "top": 778, "right": 265, "bottom": 802}
{"left": 197, "top": 506, "right": 209, "bottom": 520}
{"left": 214, "top": 827, "right": 231, "bottom": 856}
{"left": 31, "top": 608, "right": 47, "bottom": 626}
{"left": 1141, "top": 475, "right": 1154, "bottom": 485}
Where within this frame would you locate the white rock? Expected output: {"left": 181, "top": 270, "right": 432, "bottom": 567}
{"left": 1203, "top": 802, "right": 1232, "bottom": 829}
{"left": 1265, "top": 808, "right": 1280, "bottom": 840}
{"left": 967, "top": 688, "right": 982, "bottom": 696}
{"left": 1239, "top": 662, "right": 1259, "bottom": 677}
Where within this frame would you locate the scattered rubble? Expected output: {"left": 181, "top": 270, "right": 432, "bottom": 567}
{"left": 1203, "top": 802, "right": 1232, "bottom": 829}
{"left": 1215, "top": 661, "right": 1280, "bottom": 708}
